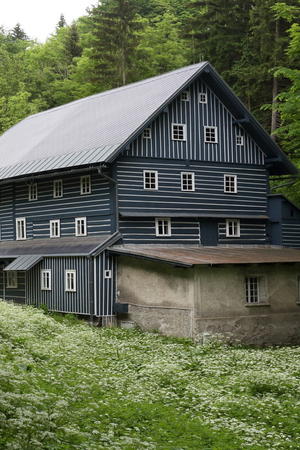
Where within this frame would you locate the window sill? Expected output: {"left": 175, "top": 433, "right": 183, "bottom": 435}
{"left": 244, "top": 302, "right": 270, "bottom": 307}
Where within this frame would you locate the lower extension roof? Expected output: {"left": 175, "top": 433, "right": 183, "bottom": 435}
{"left": 109, "top": 245, "right": 300, "bottom": 268}
{"left": 0, "top": 233, "right": 120, "bottom": 258}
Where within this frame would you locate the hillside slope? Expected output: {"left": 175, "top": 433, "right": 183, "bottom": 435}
{"left": 0, "top": 301, "right": 300, "bottom": 449}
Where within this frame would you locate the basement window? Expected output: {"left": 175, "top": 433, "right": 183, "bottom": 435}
{"left": 224, "top": 175, "right": 237, "bottom": 194}
{"left": 50, "top": 219, "right": 60, "bottom": 238}
{"left": 28, "top": 183, "right": 38, "bottom": 201}
{"left": 172, "top": 123, "right": 187, "bottom": 141}
{"left": 155, "top": 218, "right": 171, "bottom": 237}
{"left": 204, "top": 126, "right": 218, "bottom": 143}
{"left": 181, "top": 91, "right": 190, "bottom": 102}
{"left": 199, "top": 92, "right": 207, "bottom": 104}
{"left": 7, "top": 271, "right": 17, "bottom": 289}
{"left": 75, "top": 217, "right": 87, "bottom": 236}
{"left": 16, "top": 218, "right": 26, "bottom": 240}
{"left": 143, "top": 128, "right": 152, "bottom": 139}
{"left": 144, "top": 170, "right": 158, "bottom": 190}
{"left": 245, "top": 276, "right": 267, "bottom": 305}
{"left": 225, "top": 219, "right": 240, "bottom": 238}
{"left": 41, "top": 270, "right": 52, "bottom": 291}
{"left": 65, "top": 270, "right": 76, "bottom": 292}
{"left": 236, "top": 135, "right": 244, "bottom": 146}
{"left": 181, "top": 172, "right": 195, "bottom": 191}
{"left": 80, "top": 175, "right": 91, "bottom": 195}
{"left": 53, "top": 179, "right": 63, "bottom": 198}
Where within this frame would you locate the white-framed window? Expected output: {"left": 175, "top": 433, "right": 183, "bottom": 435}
{"left": 104, "top": 269, "right": 112, "bottom": 279}
{"left": 171, "top": 123, "right": 187, "bottom": 141}
{"left": 16, "top": 218, "right": 26, "bottom": 240}
{"left": 65, "top": 270, "right": 76, "bottom": 292}
{"left": 143, "top": 128, "right": 151, "bottom": 139}
{"left": 80, "top": 175, "right": 91, "bottom": 195}
{"left": 28, "top": 183, "right": 38, "bottom": 201}
{"left": 143, "top": 170, "right": 158, "bottom": 190}
{"left": 53, "top": 179, "right": 63, "bottom": 198}
{"left": 199, "top": 92, "right": 207, "bottom": 104}
{"left": 75, "top": 217, "right": 87, "bottom": 236}
{"left": 7, "top": 271, "right": 17, "bottom": 288}
{"left": 236, "top": 135, "right": 244, "bottom": 146}
{"left": 181, "top": 172, "right": 195, "bottom": 191}
{"left": 225, "top": 219, "right": 240, "bottom": 238}
{"left": 50, "top": 219, "right": 60, "bottom": 238}
{"left": 41, "top": 270, "right": 52, "bottom": 291}
{"left": 245, "top": 277, "right": 259, "bottom": 304}
{"left": 155, "top": 218, "right": 171, "bottom": 237}
{"left": 224, "top": 174, "right": 237, "bottom": 194}
{"left": 204, "top": 126, "right": 218, "bottom": 143}
{"left": 181, "top": 91, "right": 190, "bottom": 102}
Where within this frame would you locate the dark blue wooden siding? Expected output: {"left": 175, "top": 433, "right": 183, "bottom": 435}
{"left": 117, "top": 158, "right": 268, "bottom": 217}
{"left": 94, "top": 252, "right": 115, "bottom": 316}
{"left": 120, "top": 218, "right": 201, "bottom": 244}
{"left": 0, "top": 171, "right": 113, "bottom": 241}
{"left": 0, "top": 185, "right": 14, "bottom": 240}
{"left": 25, "top": 252, "right": 115, "bottom": 316}
{"left": 0, "top": 269, "right": 25, "bottom": 302}
{"left": 126, "top": 78, "right": 265, "bottom": 165}
{"left": 218, "top": 220, "right": 267, "bottom": 245}
{"left": 282, "top": 223, "right": 300, "bottom": 248}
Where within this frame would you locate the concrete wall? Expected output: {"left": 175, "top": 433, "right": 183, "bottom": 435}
{"left": 117, "top": 256, "right": 194, "bottom": 337}
{"left": 117, "top": 255, "right": 300, "bottom": 345}
{"left": 194, "top": 264, "right": 300, "bottom": 345}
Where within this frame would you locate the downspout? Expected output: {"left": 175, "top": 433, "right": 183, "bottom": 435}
{"left": 88, "top": 256, "right": 95, "bottom": 324}
{"left": 98, "top": 164, "right": 119, "bottom": 231}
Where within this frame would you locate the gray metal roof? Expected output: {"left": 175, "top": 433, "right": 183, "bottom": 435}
{"left": 109, "top": 245, "right": 300, "bottom": 267}
{"left": 0, "top": 234, "right": 120, "bottom": 258}
{"left": 4, "top": 255, "right": 43, "bottom": 271}
{"left": 0, "top": 63, "right": 207, "bottom": 180}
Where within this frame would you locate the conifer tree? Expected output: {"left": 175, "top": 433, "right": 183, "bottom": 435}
{"left": 64, "top": 22, "right": 82, "bottom": 63}
{"left": 88, "top": 0, "right": 141, "bottom": 89}
{"left": 9, "top": 23, "right": 28, "bottom": 41}
{"left": 57, "top": 14, "right": 67, "bottom": 29}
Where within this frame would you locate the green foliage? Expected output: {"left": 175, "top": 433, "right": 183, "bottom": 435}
{"left": 2, "top": 301, "right": 300, "bottom": 448}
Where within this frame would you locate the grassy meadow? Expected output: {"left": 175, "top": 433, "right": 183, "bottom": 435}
{"left": 0, "top": 300, "right": 300, "bottom": 449}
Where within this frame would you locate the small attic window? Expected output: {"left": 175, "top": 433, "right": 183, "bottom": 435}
{"left": 143, "top": 128, "right": 151, "bottom": 139}
{"left": 236, "top": 135, "right": 244, "bottom": 146}
{"left": 199, "top": 92, "right": 207, "bottom": 104}
{"left": 172, "top": 124, "right": 187, "bottom": 141}
{"left": 181, "top": 91, "right": 190, "bottom": 102}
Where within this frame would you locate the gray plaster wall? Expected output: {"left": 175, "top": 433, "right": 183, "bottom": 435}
{"left": 117, "top": 256, "right": 193, "bottom": 337}
{"left": 117, "top": 256, "right": 300, "bottom": 344}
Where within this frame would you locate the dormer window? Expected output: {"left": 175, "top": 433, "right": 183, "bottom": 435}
{"left": 28, "top": 183, "right": 38, "bottom": 201}
{"left": 143, "top": 128, "right": 151, "bottom": 139}
{"left": 172, "top": 124, "right": 186, "bottom": 141}
{"left": 204, "top": 126, "right": 218, "bottom": 143}
{"left": 53, "top": 179, "right": 63, "bottom": 198}
{"left": 199, "top": 92, "right": 207, "bottom": 104}
{"left": 181, "top": 91, "right": 190, "bottom": 102}
{"left": 80, "top": 175, "right": 91, "bottom": 195}
{"left": 236, "top": 135, "right": 244, "bottom": 146}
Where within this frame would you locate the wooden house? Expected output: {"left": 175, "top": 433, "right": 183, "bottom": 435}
{"left": 0, "top": 62, "right": 299, "bottom": 343}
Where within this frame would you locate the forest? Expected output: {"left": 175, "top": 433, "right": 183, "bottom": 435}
{"left": 0, "top": 0, "right": 299, "bottom": 202}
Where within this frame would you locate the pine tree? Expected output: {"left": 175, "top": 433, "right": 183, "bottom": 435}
{"left": 88, "top": 0, "right": 141, "bottom": 89}
{"left": 57, "top": 14, "right": 67, "bottom": 29}
{"left": 9, "top": 23, "right": 28, "bottom": 41}
{"left": 64, "top": 23, "right": 82, "bottom": 63}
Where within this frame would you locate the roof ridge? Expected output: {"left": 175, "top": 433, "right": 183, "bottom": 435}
{"left": 24, "top": 63, "right": 207, "bottom": 122}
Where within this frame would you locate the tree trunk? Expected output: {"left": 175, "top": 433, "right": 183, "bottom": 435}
{"left": 271, "top": 19, "right": 279, "bottom": 141}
